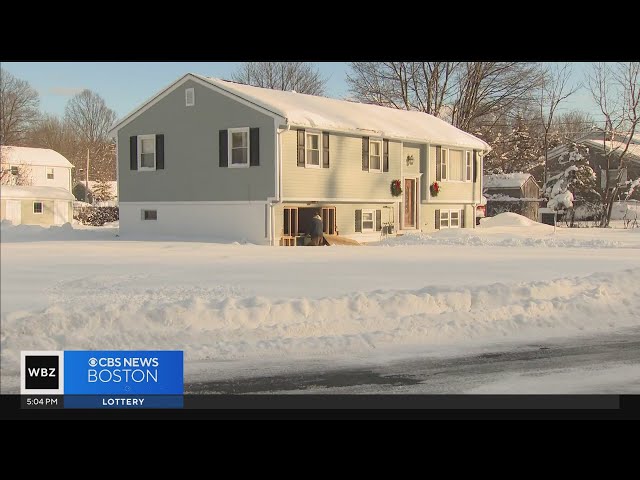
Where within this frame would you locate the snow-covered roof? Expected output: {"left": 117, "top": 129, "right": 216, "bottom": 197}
{"left": 484, "top": 173, "right": 533, "bottom": 189}
{"left": 582, "top": 138, "right": 640, "bottom": 160}
{"left": 1, "top": 146, "right": 73, "bottom": 168}
{"left": 199, "top": 76, "right": 490, "bottom": 149}
{"left": 0, "top": 185, "right": 75, "bottom": 201}
{"left": 109, "top": 73, "right": 490, "bottom": 150}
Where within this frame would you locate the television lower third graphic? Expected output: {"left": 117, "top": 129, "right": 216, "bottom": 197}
{"left": 20, "top": 350, "right": 184, "bottom": 409}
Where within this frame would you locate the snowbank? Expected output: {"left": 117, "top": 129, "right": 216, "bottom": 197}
{"left": 380, "top": 229, "right": 622, "bottom": 248}
{"left": 0, "top": 222, "right": 118, "bottom": 242}
{"left": 480, "top": 212, "right": 542, "bottom": 228}
{"left": 2, "top": 267, "right": 639, "bottom": 379}
{"left": 611, "top": 201, "right": 639, "bottom": 221}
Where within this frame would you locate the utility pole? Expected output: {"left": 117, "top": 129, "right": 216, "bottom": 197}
{"left": 85, "top": 148, "right": 90, "bottom": 203}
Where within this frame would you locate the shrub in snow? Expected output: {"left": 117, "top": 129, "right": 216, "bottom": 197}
{"left": 74, "top": 206, "right": 119, "bottom": 226}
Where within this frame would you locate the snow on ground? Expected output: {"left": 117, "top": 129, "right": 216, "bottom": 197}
{"left": 1, "top": 215, "right": 640, "bottom": 392}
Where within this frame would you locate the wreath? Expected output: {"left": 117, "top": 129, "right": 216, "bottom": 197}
{"left": 430, "top": 182, "right": 440, "bottom": 197}
{"left": 391, "top": 179, "right": 403, "bottom": 197}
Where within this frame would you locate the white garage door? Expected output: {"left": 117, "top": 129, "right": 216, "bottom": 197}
{"left": 54, "top": 200, "right": 69, "bottom": 225}
{"left": 5, "top": 200, "right": 21, "bottom": 225}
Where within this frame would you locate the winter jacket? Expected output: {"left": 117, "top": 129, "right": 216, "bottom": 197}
{"left": 310, "top": 214, "right": 324, "bottom": 237}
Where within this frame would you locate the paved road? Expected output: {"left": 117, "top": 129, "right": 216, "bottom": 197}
{"left": 185, "top": 329, "right": 640, "bottom": 394}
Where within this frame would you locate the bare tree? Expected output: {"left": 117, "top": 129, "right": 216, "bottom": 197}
{"left": 450, "top": 62, "right": 545, "bottom": 131}
{"left": 231, "top": 62, "right": 327, "bottom": 95}
{"left": 27, "top": 114, "right": 77, "bottom": 156}
{"left": 64, "top": 90, "right": 117, "bottom": 181}
{"left": 347, "top": 62, "right": 458, "bottom": 118}
{"left": 588, "top": 62, "right": 640, "bottom": 227}
{"left": 0, "top": 69, "right": 40, "bottom": 146}
{"left": 0, "top": 161, "right": 32, "bottom": 186}
{"left": 555, "top": 110, "right": 595, "bottom": 140}
{"left": 539, "top": 63, "right": 579, "bottom": 185}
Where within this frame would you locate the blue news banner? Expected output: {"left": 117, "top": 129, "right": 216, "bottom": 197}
{"left": 21, "top": 350, "right": 184, "bottom": 409}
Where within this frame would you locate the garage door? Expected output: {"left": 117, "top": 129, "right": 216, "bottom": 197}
{"left": 5, "top": 200, "right": 21, "bottom": 225}
{"left": 54, "top": 200, "right": 69, "bottom": 225}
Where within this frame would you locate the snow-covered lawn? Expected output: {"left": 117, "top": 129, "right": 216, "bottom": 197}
{"left": 1, "top": 214, "right": 639, "bottom": 392}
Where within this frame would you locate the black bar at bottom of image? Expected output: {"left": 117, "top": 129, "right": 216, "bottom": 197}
{"left": 183, "top": 394, "right": 620, "bottom": 410}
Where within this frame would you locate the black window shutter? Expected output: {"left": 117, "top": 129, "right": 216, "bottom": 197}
{"left": 435, "top": 146, "right": 441, "bottom": 181}
{"left": 362, "top": 137, "right": 369, "bottom": 171}
{"left": 130, "top": 136, "right": 138, "bottom": 170}
{"left": 156, "top": 134, "right": 165, "bottom": 170}
{"left": 461, "top": 209, "right": 465, "bottom": 228}
{"left": 297, "top": 129, "right": 305, "bottom": 167}
{"left": 322, "top": 132, "right": 329, "bottom": 168}
{"left": 383, "top": 139, "right": 389, "bottom": 172}
{"left": 435, "top": 209, "right": 441, "bottom": 230}
{"left": 219, "top": 130, "right": 228, "bottom": 167}
{"left": 355, "top": 209, "right": 362, "bottom": 232}
{"left": 473, "top": 151, "right": 479, "bottom": 182}
{"left": 250, "top": 128, "right": 260, "bottom": 166}
{"left": 376, "top": 209, "right": 382, "bottom": 231}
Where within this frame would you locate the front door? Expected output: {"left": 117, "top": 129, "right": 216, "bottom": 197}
{"left": 6, "top": 200, "right": 21, "bottom": 225}
{"left": 404, "top": 179, "right": 416, "bottom": 228}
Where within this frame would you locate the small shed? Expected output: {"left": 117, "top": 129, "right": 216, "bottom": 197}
{"left": 484, "top": 173, "right": 541, "bottom": 222}
{"left": 1, "top": 185, "right": 75, "bottom": 226}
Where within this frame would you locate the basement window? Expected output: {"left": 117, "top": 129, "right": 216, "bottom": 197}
{"left": 142, "top": 210, "right": 157, "bottom": 221}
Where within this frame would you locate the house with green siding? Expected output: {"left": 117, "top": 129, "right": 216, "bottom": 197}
{"left": 109, "top": 73, "right": 490, "bottom": 245}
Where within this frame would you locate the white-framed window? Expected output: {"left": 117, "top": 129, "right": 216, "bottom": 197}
{"left": 439, "top": 209, "right": 464, "bottom": 229}
{"left": 138, "top": 134, "right": 156, "bottom": 171}
{"left": 228, "top": 127, "right": 250, "bottom": 168}
{"left": 450, "top": 210, "right": 460, "bottom": 228}
{"left": 448, "top": 149, "right": 465, "bottom": 181}
{"left": 369, "top": 139, "right": 382, "bottom": 172}
{"left": 185, "top": 87, "right": 195, "bottom": 107}
{"left": 33, "top": 202, "right": 43, "bottom": 214}
{"left": 440, "top": 210, "right": 449, "bottom": 228}
{"left": 305, "top": 132, "right": 321, "bottom": 168}
{"left": 142, "top": 209, "right": 157, "bottom": 221}
{"left": 440, "top": 148, "right": 448, "bottom": 180}
{"left": 46, "top": 167, "right": 54, "bottom": 180}
{"left": 466, "top": 151, "right": 473, "bottom": 181}
{"left": 362, "top": 209, "right": 375, "bottom": 232}
{"left": 10, "top": 165, "right": 19, "bottom": 175}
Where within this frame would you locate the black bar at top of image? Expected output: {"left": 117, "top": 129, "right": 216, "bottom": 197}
{"left": 182, "top": 395, "right": 620, "bottom": 410}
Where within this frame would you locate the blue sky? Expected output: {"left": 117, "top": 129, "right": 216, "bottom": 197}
{"left": 2, "top": 62, "right": 600, "bottom": 121}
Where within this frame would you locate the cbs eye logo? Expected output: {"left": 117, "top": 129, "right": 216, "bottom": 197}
{"left": 88, "top": 358, "right": 98, "bottom": 367}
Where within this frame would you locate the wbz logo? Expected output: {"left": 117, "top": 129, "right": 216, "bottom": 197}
{"left": 21, "top": 351, "right": 64, "bottom": 394}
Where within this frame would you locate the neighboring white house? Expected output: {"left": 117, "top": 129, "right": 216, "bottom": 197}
{"left": 1, "top": 146, "right": 74, "bottom": 191}
{"left": 1, "top": 185, "right": 75, "bottom": 226}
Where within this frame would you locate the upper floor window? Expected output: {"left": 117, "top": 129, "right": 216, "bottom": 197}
{"left": 306, "top": 132, "right": 321, "bottom": 168}
{"left": 185, "top": 88, "right": 195, "bottom": 107}
{"left": 33, "top": 202, "right": 43, "bottom": 214}
{"left": 10, "top": 165, "right": 19, "bottom": 175}
{"left": 46, "top": 167, "right": 54, "bottom": 180}
{"left": 369, "top": 140, "right": 382, "bottom": 172}
{"left": 438, "top": 148, "right": 472, "bottom": 182}
{"left": 228, "top": 127, "right": 250, "bottom": 168}
{"left": 138, "top": 134, "right": 156, "bottom": 170}
{"left": 440, "top": 149, "right": 448, "bottom": 180}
